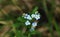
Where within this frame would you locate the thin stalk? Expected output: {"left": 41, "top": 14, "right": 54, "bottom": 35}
{"left": 42, "top": 0, "right": 60, "bottom": 37}
{"left": 42, "top": 0, "right": 54, "bottom": 37}
{"left": 12, "top": 0, "right": 23, "bottom": 14}
{"left": 53, "top": 18, "right": 60, "bottom": 36}
{"left": 51, "top": 0, "right": 60, "bottom": 36}
{"left": 28, "top": 33, "right": 31, "bottom": 37}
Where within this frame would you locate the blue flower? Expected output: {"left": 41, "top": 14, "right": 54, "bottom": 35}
{"left": 32, "top": 22, "right": 37, "bottom": 27}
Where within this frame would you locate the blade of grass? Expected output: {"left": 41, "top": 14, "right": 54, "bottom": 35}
{"left": 42, "top": 0, "right": 54, "bottom": 37}
{"left": 51, "top": 0, "right": 60, "bottom": 36}
{"left": 12, "top": 0, "right": 23, "bottom": 14}
{"left": 42, "top": 0, "right": 60, "bottom": 37}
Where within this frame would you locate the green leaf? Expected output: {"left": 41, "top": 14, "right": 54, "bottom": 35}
{"left": 16, "top": 31, "right": 24, "bottom": 37}
{"left": 17, "top": 16, "right": 26, "bottom": 23}
{"left": 0, "top": 23, "right": 4, "bottom": 29}
{"left": 9, "top": 31, "right": 15, "bottom": 37}
{"left": 30, "top": 6, "right": 38, "bottom": 14}
{"left": 13, "top": 23, "right": 20, "bottom": 28}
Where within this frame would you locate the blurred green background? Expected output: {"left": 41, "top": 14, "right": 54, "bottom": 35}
{"left": 0, "top": 0, "right": 60, "bottom": 37}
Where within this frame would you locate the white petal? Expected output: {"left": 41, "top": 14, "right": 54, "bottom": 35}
{"left": 25, "top": 20, "right": 31, "bottom": 25}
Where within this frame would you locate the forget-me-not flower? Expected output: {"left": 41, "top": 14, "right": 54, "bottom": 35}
{"left": 35, "top": 14, "right": 40, "bottom": 20}
{"left": 31, "top": 14, "right": 36, "bottom": 18}
{"left": 22, "top": 13, "right": 32, "bottom": 20}
{"left": 31, "top": 11, "right": 40, "bottom": 20}
{"left": 26, "top": 15, "right": 32, "bottom": 20}
{"left": 32, "top": 22, "right": 37, "bottom": 27}
{"left": 25, "top": 20, "right": 31, "bottom": 25}
{"left": 23, "top": 11, "right": 40, "bottom": 27}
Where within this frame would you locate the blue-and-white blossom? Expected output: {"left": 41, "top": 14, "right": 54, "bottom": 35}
{"left": 31, "top": 11, "right": 40, "bottom": 20}
{"left": 26, "top": 15, "right": 32, "bottom": 20}
{"left": 22, "top": 13, "right": 28, "bottom": 18}
{"left": 25, "top": 20, "right": 31, "bottom": 25}
{"left": 30, "top": 22, "right": 37, "bottom": 32}
{"left": 23, "top": 11, "right": 40, "bottom": 27}
{"left": 32, "top": 22, "right": 37, "bottom": 27}
{"left": 22, "top": 13, "right": 32, "bottom": 20}
{"left": 35, "top": 14, "right": 40, "bottom": 20}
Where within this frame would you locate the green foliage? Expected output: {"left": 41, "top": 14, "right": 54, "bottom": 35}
{"left": 30, "top": 6, "right": 38, "bottom": 14}
{"left": 9, "top": 31, "right": 15, "bottom": 37}
{"left": 17, "top": 16, "right": 26, "bottom": 23}
{"left": 16, "top": 31, "right": 23, "bottom": 37}
{"left": 0, "top": 23, "right": 4, "bottom": 29}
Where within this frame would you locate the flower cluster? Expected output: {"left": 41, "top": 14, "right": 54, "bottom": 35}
{"left": 22, "top": 11, "right": 40, "bottom": 21}
{"left": 31, "top": 11, "right": 40, "bottom": 20}
{"left": 22, "top": 11, "right": 40, "bottom": 31}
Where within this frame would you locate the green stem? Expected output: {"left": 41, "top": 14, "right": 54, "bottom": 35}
{"left": 51, "top": 0, "right": 60, "bottom": 36}
{"left": 42, "top": 0, "right": 54, "bottom": 37}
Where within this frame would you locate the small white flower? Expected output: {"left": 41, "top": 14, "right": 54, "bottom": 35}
{"left": 26, "top": 15, "right": 32, "bottom": 20}
{"left": 31, "top": 11, "right": 40, "bottom": 20}
{"left": 25, "top": 20, "right": 31, "bottom": 25}
{"left": 22, "top": 13, "right": 32, "bottom": 20}
{"left": 32, "top": 22, "right": 37, "bottom": 27}
{"left": 35, "top": 14, "right": 40, "bottom": 20}
{"left": 31, "top": 14, "right": 35, "bottom": 18}
{"left": 22, "top": 13, "right": 28, "bottom": 18}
